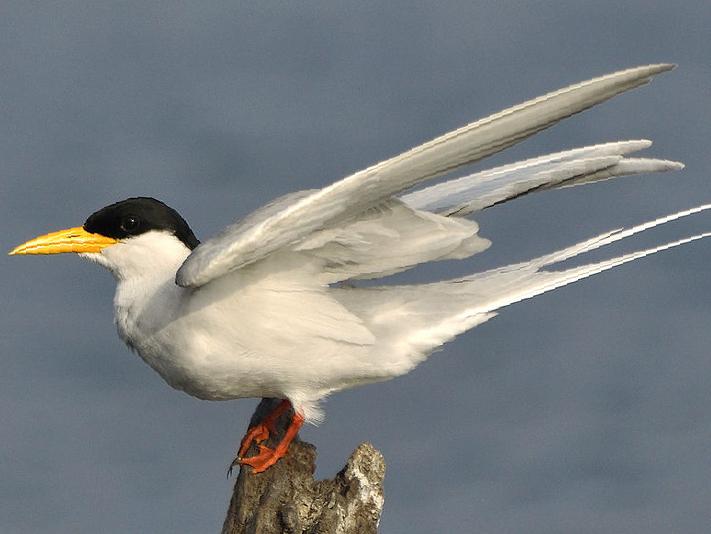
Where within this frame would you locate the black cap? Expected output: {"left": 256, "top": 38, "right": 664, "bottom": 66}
{"left": 84, "top": 197, "right": 200, "bottom": 250}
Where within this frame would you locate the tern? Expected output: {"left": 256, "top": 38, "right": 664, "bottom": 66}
{"left": 11, "top": 64, "right": 710, "bottom": 473}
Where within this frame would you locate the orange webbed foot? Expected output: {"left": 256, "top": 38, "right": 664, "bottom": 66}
{"left": 237, "top": 444, "right": 283, "bottom": 473}
{"left": 229, "top": 400, "right": 304, "bottom": 475}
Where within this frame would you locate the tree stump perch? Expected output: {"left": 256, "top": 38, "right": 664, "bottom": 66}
{"left": 222, "top": 398, "right": 386, "bottom": 534}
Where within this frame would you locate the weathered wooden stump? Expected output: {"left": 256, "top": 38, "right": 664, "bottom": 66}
{"left": 222, "top": 398, "right": 386, "bottom": 534}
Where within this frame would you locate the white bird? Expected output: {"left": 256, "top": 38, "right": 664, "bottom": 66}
{"left": 11, "top": 64, "right": 710, "bottom": 473}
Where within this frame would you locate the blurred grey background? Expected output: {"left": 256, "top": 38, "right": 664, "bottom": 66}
{"left": 2, "top": 2, "right": 710, "bottom": 533}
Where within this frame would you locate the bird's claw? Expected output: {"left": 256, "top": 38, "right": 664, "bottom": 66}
{"left": 227, "top": 444, "right": 280, "bottom": 476}
{"left": 226, "top": 461, "right": 236, "bottom": 478}
{"left": 236, "top": 444, "right": 282, "bottom": 473}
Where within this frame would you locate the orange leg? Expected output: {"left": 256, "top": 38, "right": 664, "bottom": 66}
{"left": 238, "top": 409, "right": 305, "bottom": 473}
{"left": 236, "top": 399, "right": 291, "bottom": 459}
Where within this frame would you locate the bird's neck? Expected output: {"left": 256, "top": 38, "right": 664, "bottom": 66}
{"left": 87, "top": 232, "right": 192, "bottom": 347}
{"left": 113, "top": 267, "right": 182, "bottom": 352}
{"left": 87, "top": 231, "right": 191, "bottom": 283}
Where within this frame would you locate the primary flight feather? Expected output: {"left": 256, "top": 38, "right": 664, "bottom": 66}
{"left": 11, "top": 64, "right": 708, "bottom": 472}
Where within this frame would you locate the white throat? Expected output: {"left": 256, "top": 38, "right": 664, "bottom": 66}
{"left": 81, "top": 231, "right": 193, "bottom": 351}
{"left": 82, "top": 230, "right": 191, "bottom": 282}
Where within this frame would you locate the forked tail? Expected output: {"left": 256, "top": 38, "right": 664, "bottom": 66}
{"left": 336, "top": 205, "right": 711, "bottom": 376}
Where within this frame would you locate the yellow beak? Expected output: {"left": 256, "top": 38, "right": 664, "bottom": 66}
{"left": 9, "top": 227, "right": 118, "bottom": 256}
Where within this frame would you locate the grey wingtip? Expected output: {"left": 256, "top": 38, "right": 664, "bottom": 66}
{"left": 654, "top": 63, "right": 676, "bottom": 72}
{"left": 624, "top": 63, "right": 676, "bottom": 81}
{"left": 655, "top": 159, "right": 685, "bottom": 172}
{"left": 641, "top": 63, "right": 676, "bottom": 75}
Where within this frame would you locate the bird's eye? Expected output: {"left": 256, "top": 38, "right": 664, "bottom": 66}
{"left": 120, "top": 215, "right": 140, "bottom": 233}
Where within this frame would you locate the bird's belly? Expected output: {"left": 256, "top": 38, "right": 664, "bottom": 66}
{"left": 129, "top": 326, "right": 285, "bottom": 401}
{"left": 113, "top": 284, "right": 279, "bottom": 400}
{"left": 115, "top": 277, "right": 385, "bottom": 403}
{"left": 123, "top": 313, "right": 381, "bottom": 404}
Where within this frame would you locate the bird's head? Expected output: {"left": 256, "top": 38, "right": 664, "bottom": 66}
{"left": 9, "top": 197, "right": 199, "bottom": 279}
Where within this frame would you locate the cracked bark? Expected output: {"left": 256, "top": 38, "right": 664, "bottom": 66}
{"left": 222, "top": 398, "right": 386, "bottom": 534}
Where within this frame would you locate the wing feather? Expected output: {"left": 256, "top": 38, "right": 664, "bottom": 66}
{"left": 177, "top": 64, "right": 674, "bottom": 288}
{"left": 401, "top": 140, "right": 683, "bottom": 216}
{"left": 294, "top": 199, "right": 490, "bottom": 284}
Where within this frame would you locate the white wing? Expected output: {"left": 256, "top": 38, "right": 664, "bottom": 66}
{"left": 400, "top": 140, "right": 683, "bottom": 216}
{"left": 176, "top": 64, "right": 674, "bottom": 288}
{"left": 295, "top": 140, "right": 682, "bottom": 283}
{"left": 293, "top": 199, "right": 490, "bottom": 284}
